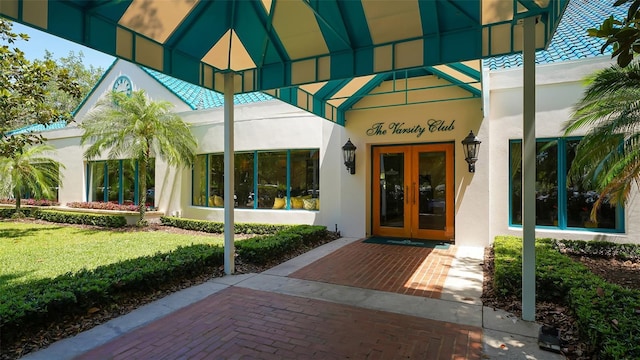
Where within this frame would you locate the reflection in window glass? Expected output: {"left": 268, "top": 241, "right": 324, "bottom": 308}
{"left": 565, "top": 140, "right": 616, "bottom": 229}
{"left": 290, "top": 150, "right": 320, "bottom": 210}
{"left": 122, "top": 160, "right": 136, "bottom": 205}
{"left": 193, "top": 155, "right": 206, "bottom": 206}
{"left": 90, "top": 162, "right": 106, "bottom": 202}
{"left": 87, "top": 159, "right": 155, "bottom": 207}
{"left": 209, "top": 154, "right": 224, "bottom": 207}
{"left": 510, "top": 139, "right": 620, "bottom": 231}
{"left": 193, "top": 149, "right": 320, "bottom": 211}
{"left": 107, "top": 160, "right": 120, "bottom": 203}
{"left": 145, "top": 160, "right": 156, "bottom": 208}
{"left": 257, "top": 152, "right": 287, "bottom": 209}
{"left": 236, "top": 153, "right": 254, "bottom": 209}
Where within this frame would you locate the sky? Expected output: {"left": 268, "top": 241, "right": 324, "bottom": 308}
{"left": 7, "top": 21, "right": 116, "bottom": 69}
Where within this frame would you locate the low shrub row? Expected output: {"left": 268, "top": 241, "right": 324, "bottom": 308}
{"left": 235, "top": 225, "right": 328, "bottom": 265}
{"left": 0, "top": 244, "right": 224, "bottom": 345}
{"left": 36, "top": 210, "right": 127, "bottom": 228}
{"left": 0, "top": 222, "right": 331, "bottom": 349}
{"left": 0, "top": 208, "right": 127, "bottom": 227}
{"left": 555, "top": 239, "right": 640, "bottom": 262}
{"left": 0, "top": 207, "right": 37, "bottom": 218}
{"left": 160, "top": 216, "right": 289, "bottom": 235}
{"left": 492, "top": 236, "right": 640, "bottom": 359}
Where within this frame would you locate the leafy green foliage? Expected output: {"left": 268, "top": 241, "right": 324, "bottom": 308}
{"left": 564, "top": 61, "right": 640, "bottom": 219}
{"left": 492, "top": 236, "right": 640, "bottom": 359}
{"left": 0, "top": 143, "right": 64, "bottom": 213}
{"left": 589, "top": 0, "right": 640, "bottom": 67}
{"left": 0, "top": 18, "right": 81, "bottom": 157}
{"left": 80, "top": 90, "right": 197, "bottom": 224}
{"left": 0, "top": 243, "right": 224, "bottom": 345}
{"left": 160, "top": 216, "right": 289, "bottom": 234}
{"left": 35, "top": 210, "right": 127, "bottom": 227}
{"left": 556, "top": 239, "right": 640, "bottom": 261}
{"left": 236, "top": 225, "right": 328, "bottom": 265}
{"left": 0, "top": 221, "right": 329, "bottom": 348}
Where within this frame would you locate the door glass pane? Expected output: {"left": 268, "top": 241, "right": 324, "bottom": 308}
{"left": 418, "top": 151, "right": 446, "bottom": 231}
{"left": 379, "top": 152, "right": 404, "bottom": 228}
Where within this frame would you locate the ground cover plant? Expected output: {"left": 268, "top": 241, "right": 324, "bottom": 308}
{"left": 0, "top": 221, "right": 223, "bottom": 290}
{"left": 0, "top": 219, "right": 336, "bottom": 359}
{"left": 484, "top": 236, "right": 640, "bottom": 360}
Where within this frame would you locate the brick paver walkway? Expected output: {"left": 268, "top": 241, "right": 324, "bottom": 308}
{"left": 75, "top": 287, "right": 482, "bottom": 360}
{"left": 290, "top": 240, "right": 456, "bottom": 298}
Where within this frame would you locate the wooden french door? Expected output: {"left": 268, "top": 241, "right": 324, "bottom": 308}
{"left": 372, "top": 144, "right": 454, "bottom": 241}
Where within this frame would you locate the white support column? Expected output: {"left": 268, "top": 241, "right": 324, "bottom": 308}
{"left": 522, "top": 16, "right": 537, "bottom": 322}
{"left": 223, "top": 72, "right": 235, "bottom": 275}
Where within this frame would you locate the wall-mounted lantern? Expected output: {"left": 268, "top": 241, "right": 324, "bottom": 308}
{"left": 461, "top": 130, "right": 481, "bottom": 173}
{"left": 342, "top": 138, "right": 357, "bottom": 175}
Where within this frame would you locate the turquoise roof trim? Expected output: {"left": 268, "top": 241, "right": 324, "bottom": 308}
{"left": 485, "top": 0, "right": 627, "bottom": 70}
{"left": 72, "top": 59, "right": 118, "bottom": 116}
{"left": 140, "top": 67, "right": 273, "bottom": 110}
{"left": 5, "top": 120, "right": 68, "bottom": 136}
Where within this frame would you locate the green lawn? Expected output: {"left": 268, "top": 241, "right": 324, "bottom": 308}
{"left": 0, "top": 221, "right": 223, "bottom": 291}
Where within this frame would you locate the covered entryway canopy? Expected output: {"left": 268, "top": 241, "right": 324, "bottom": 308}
{"left": 1, "top": 0, "right": 571, "bottom": 322}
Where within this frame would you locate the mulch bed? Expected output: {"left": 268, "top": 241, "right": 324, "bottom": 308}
{"left": 481, "top": 247, "right": 640, "bottom": 360}
{"left": 0, "top": 221, "right": 339, "bottom": 360}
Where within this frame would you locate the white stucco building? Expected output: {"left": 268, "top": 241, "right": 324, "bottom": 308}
{"left": 15, "top": 0, "right": 638, "bottom": 246}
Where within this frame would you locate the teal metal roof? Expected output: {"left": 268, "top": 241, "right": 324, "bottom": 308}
{"left": 485, "top": 0, "right": 627, "bottom": 70}
{"left": 141, "top": 67, "right": 273, "bottom": 110}
{"left": 1, "top": 0, "right": 570, "bottom": 94}
{"left": 4, "top": 120, "right": 68, "bottom": 136}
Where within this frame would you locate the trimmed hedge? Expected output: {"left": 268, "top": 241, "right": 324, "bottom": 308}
{"left": 160, "top": 216, "right": 289, "bottom": 235}
{"left": 492, "top": 236, "right": 640, "bottom": 359}
{"left": 0, "top": 207, "right": 38, "bottom": 218}
{"left": 236, "top": 225, "right": 328, "bottom": 265}
{"left": 0, "top": 222, "right": 332, "bottom": 349}
{"left": 0, "top": 244, "right": 224, "bottom": 345}
{"left": 0, "top": 208, "right": 127, "bottom": 228}
{"left": 35, "top": 210, "right": 127, "bottom": 228}
{"left": 555, "top": 239, "right": 640, "bottom": 262}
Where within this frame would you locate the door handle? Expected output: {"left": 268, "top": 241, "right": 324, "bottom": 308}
{"left": 405, "top": 185, "right": 409, "bottom": 204}
{"left": 412, "top": 182, "right": 416, "bottom": 205}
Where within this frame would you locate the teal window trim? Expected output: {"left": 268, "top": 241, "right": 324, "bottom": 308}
{"left": 85, "top": 163, "right": 90, "bottom": 202}
{"left": 557, "top": 139, "right": 567, "bottom": 229}
{"left": 87, "top": 159, "right": 149, "bottom": 206}
{"left": 195, "top": 149, "right": 320, "bottom": 211}
{"left": 508, "top": 137, "right": 624, "bottom": 233}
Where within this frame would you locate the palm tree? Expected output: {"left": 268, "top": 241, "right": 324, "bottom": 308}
{"left": 0, "top": 143, "right": 64, "bottom": 216}
{"left": 564, "top": 60, "right": 640, "bottom": 220}
{"left": 80, "top": 90, "right": 197, "bottom": 226}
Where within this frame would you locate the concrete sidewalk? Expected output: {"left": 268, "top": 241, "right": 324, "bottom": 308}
{"left": 22, "top": 238, "right": 564, "bottom": 359}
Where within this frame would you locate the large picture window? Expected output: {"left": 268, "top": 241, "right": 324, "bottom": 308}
{"left": 87, "top": 159, "right": 155, "bottom": 208}
{"left": 192, "top": 149, "right": 319, "bottom": 211}
{"left": 509, "top": 138, "right": 622, "bottom": 231}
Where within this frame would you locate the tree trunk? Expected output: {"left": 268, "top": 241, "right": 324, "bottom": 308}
{"left": 13, "top": 188, "right": 23, "bottom": 217}
{"left": 137, "top": 158, "right": 148, "bottom": 226}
